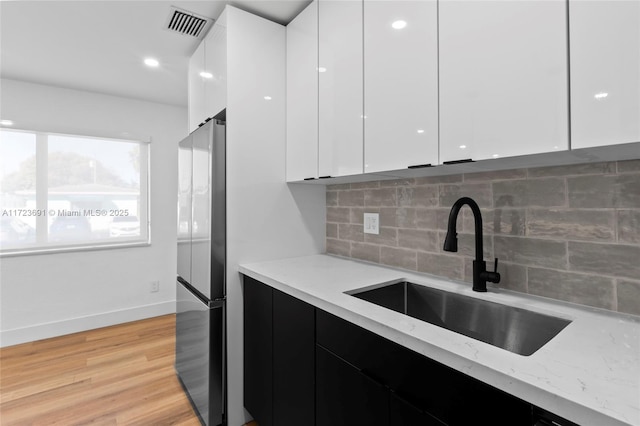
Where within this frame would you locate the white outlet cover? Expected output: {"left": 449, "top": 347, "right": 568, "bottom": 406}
{"left": 363, "top": 213, "right": 379, "bottom": 235}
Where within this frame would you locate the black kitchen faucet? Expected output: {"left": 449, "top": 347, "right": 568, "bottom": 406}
{"left": 443, "top": 197, "right": 500, "bottom": 292}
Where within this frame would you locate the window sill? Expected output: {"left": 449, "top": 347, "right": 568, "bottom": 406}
{"left": 0, "top": 241, "right": 151, "bottom": 258}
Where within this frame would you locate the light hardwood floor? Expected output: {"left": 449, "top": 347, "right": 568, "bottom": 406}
{"left": 0, "top": 314, "right": 202, "bottom": 425}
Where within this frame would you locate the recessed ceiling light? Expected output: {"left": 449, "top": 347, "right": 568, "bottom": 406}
{"left": 264, "top": 96, "right": 272, "bottom": 101}
{"left": 317, "top": 67, "right": 327, "bottom": 73}
{"left": 594, "top": 92, "right": 608, "bottom": 100}
{"left": 459, "top": 145, "right": 467, "bottom": 149}
{"left": 417, "top": 129, "right": 425, "bottom": 134}
{"left": 0, "top": 119, "right": 14, "bottom": 126}
{"left": 392, "top": 20, "right": 407, "bottom": 30}
{"left": 200, "top": 71, "right": 213, "bottom": 79}
{"left": 144, "top": 58, "right": 160, "bottom": 68}
{"left": 492, "top": 154, "right": 500, "bottom": 158}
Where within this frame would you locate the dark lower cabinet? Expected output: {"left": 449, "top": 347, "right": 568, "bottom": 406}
{"left": 243, "top": 276, "right": 273, "bottom": 426}
{"left": 243, "top": 276, "right": 581, "bottom": 426}
{"left": 243, "top": 276, "right": 314, "bottom": 426}
{"left": 316, "top": 309, "right": 532, "bottom": 425}
{"left": 273, "top": 290, "right": 315, "bottom": 425}
{"left": 316, "top": 345, "right": 388, "bottom": 426}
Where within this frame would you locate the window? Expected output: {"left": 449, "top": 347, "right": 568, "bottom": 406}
{"left": 0, "top": 129, "right": 149, "bottom": 254}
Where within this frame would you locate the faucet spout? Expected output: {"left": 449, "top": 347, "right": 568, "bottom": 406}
{"left": 443, "top": 197, "right": 500, "bottom": 292}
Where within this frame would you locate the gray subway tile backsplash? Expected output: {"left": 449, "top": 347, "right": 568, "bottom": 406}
{"left": 338, "top": 223, "right": 364, "bottom": 242}
{"left": 493, "top": 178, "right": 566, "bottom": 208}
{"left": 365, "top": 187, "right": 398, "bottom": 207}
{"left": 618, "top": 210, "right": 640, "bottom": 244}
{"left": 568, "top": 174, "right": 640, "bottom": 209}
{"left": 527, "top": 209, "right": 615, "bottom": 241}
{"left": 617, "top": 279, "right": 640, "bottom": 316}
{"left": 325, "top": 160, "right": 640, "bottom": 315}
{"left": 617, "top": 159, "right": 640, "bottom": 174}
{"left": 381, "top": 247, "right": 418, "bottom": 271}
{"left": 398, "top": 229, "right": 439, "bottom": 253}
{"left": 568, "top": 241, "right": 640, "bottom": 280}
{"left": 527, "top": 267, "right": 616, "bottom": 310}
{"left": 351, "top": 242, "right": 381, "bottom": 263}
{"left": 417, "top": 252, "right": 464, "bottom": 280}
{"left": 338, "top": 189, "right": 365, "bottom": 207}
{"left": 463, "top": 168, "right": 527, "bottom": 182}
{"left": 527, "top": 161, "right": 616, "bottom": 178}
{"left": 364, "top": 227, "right": 398, "bottom": 247}
{"left": 439, "top": 182, "right": 492, "bottom": 208}
{"left": 494, "top": 236, "right": 567, "bottom": 269}
{"left": 398, "top": 185, "right": 439, "bottom": 208}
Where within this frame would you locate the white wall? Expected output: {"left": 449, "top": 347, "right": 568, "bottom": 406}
{"left": 224, "top": 7, "right": 326, "bottom": 426}
{"left": 0, "top": 79, "right": 187, "bottom": 347}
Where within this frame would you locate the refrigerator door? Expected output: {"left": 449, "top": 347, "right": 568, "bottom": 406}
{"left": 191, "top": 120, "right": 226, "bottom": 300}
{"left": 177, "top": 134, "right": 193, "bottom": 283}
{"left": 176, "top": 281, "right": 225, "bottom": 426}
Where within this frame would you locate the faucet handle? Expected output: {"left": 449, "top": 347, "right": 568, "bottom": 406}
{"left": 486, "top": 258, "right": 501, "bottom": 284}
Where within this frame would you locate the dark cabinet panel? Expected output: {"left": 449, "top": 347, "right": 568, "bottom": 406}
{"left": 317, "top": 309, "right": 531, "bottom": 425}
{"left": 244, "top": 276, "right": 315, "bottom": 426}
{"left": 316, "top": 345, "right": 389, "bottom": 426}
{"left": 273, "top": 290, "right": 315, "bottom": 426}
{"left": 243, "top": 276, "right": 273, "bottom": 426}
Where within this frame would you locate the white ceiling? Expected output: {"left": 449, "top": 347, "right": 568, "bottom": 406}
{"left": 0, "top": 1, "right": 311, "bottom": 107}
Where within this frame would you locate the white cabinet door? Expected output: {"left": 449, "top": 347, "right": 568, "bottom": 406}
{"left": 188, "top": 41, "right": 207, "bottom": 133}
{"left": 286, "top": 1, "right": 318, "bottom": 182}
{"left": 318, "top": 0, "right": 363, "bottom": 177}
{"left": 439, "top": 0, "right": 569, "bottom": 163}
{"left": 570, "top": 0, "right": 640, "bottom": 149}
{"left": 364, "top": 0, "right": 438, "bottom": 173}
{"left": 204, "top": 17, "right": 227, "bottom": 120}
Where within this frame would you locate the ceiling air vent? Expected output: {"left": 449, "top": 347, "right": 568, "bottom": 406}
{"left": 165, "top": 6, "right": 213, "bottom": 39}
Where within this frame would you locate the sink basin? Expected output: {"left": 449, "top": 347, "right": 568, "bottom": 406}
{"left": 347, "top": 281, "right": 571, "bottom": 356}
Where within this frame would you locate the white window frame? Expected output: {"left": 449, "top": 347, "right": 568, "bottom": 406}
{"left": 0, "top": 128, "right": 150, "bottom": 256}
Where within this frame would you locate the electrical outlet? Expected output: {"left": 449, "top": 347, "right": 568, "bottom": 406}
{"left": 363, "top": 213, "right": 379, "bottom": 235}
{"left": 150, "top": 281, "right": 160, "bottom": 293}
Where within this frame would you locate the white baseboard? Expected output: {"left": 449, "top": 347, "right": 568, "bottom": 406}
{"left": 0, "top": 301, "right": 176, "bottom": 348}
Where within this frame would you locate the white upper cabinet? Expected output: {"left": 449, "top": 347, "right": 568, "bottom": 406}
{"left": 286, "top": 2, "right": 318, "bottom": 182}
{"left": 188, "top": 41, "right": 206, "bottom": 133}
{"left": 364, "top": 0, "right": 438, "bottom": 173}
{"left": 204, "top": 14, "right": 227, "bottom": 121}
{"left": 570, "top": 0, "right": 640, "bottom": 149}
{"left": 188, "top": 12, "right": 227, "bottom": 133}
{"left": 439, "top": 0, "right": 569, "bottom": 163}
{"left": 318, "top": 0, "right": 363, "bottom": 177}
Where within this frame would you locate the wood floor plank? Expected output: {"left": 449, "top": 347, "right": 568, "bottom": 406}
{"left": 0, "top": 314, "right": 199, "bottom": 425}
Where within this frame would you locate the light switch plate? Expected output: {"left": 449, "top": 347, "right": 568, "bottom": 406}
{"left": 363, "top": 213, "right": 379, "bottom": 235}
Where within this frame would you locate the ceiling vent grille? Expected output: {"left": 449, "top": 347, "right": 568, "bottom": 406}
{"left": 165, "top": 7, "right": 213, "bottom": 39}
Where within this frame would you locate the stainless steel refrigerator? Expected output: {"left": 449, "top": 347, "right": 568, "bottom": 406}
{"left": 176, "top": 114, "right": 226, "bottom": 426}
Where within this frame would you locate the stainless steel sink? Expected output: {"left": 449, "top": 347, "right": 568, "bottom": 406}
{"left": 347, "top": 281, "right": 571, "bottom": 356}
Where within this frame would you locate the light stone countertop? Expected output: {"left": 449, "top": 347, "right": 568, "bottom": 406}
{"left": 239, "top": 254, "right": 640, "bottom": 426}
